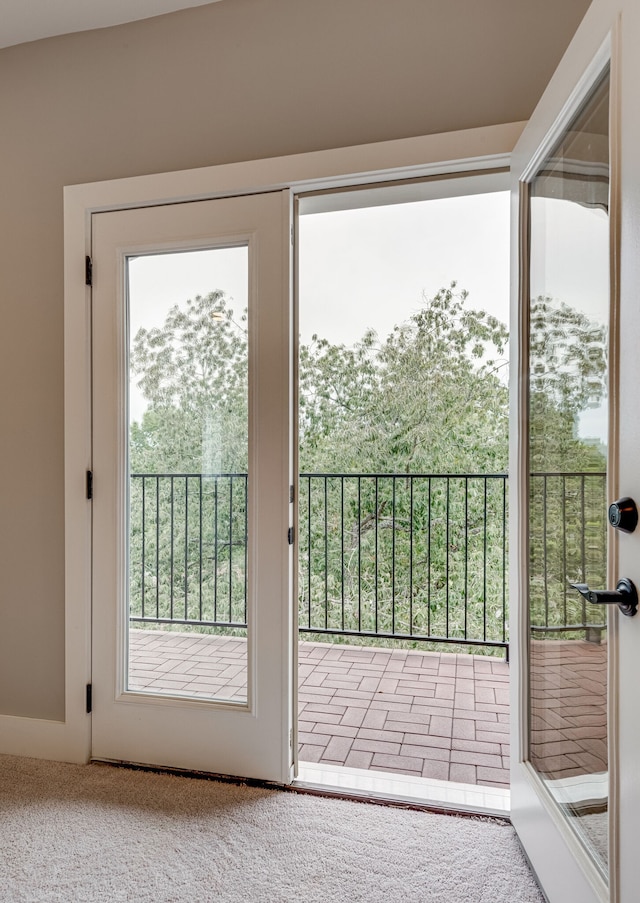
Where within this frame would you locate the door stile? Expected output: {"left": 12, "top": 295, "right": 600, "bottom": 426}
{"left": 287, "top": 189, "right": 299, "bottom": 782}
{"left": 510, "top": 40, "right": 614, "bottom": 903}
{"left": 511, "top": 176, "right": 532, "bottom": 775}
{"left": 606, "top": 18, "right": 622, "bottom": 900}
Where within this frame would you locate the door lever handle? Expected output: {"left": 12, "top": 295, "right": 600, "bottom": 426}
{"left": 570, "top": 578, "right": 638, "bottom": 617}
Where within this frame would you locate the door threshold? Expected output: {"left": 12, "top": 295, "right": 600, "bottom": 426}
{"left": 295, "top": 761, "right": 510, "bottom": 818}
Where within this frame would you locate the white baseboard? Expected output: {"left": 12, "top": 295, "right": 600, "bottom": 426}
{"left": 0, "top": 714, "right": 90, "bottom": 764}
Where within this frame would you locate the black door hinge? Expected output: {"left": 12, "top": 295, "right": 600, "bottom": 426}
{"left": 86, "top": 470, "right": 93, "bottom": 500}
{"left": 86, "top": 683, "right": 92, "bottom": 714}
{"left": 85, "top": 256, "right": 93, "bottom": 287}
{"left": 288, "top": 527, "right": 294, "bottom": 545}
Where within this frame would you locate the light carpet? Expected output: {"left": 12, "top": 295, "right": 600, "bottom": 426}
{"left": 0, "top": 755, "right": 543, "bottom": 903}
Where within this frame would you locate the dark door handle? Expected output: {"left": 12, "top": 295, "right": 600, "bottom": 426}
{"left": 570, "top": 578, "right": 638, "bottom": 617}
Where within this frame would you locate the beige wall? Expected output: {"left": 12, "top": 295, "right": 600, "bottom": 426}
{"left": 0, "top": 0, "right": 590, "bottom": 720}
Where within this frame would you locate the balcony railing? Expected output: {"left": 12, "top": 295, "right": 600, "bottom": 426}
{"left": 298, "top": 473, "right": 508, "bottom": 650}
{"left": 128, "top": 471, "right": 607, "bottom": 653}
{"left": 529, "top": 471, "right": 607, "bottom": 640}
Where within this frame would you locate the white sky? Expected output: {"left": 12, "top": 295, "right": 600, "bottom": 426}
{"left": 530, "top": 197, "right": 609, "bottom": 444}
{"left": 530, "top": 198, "right": 609, "bottom": 322}
{"left": 128, "top": 247, "right": 248, "bottom": 422}
{"left": 298, "top": 191, "right": 511, "bottom": 347}
{"left": 128, "top": 246, "right": 248, "bottom": 340}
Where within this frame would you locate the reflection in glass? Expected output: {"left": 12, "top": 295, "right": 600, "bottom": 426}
{"left": 126, "top": 247, "right": 249, "bottom": 703}
{"left": 528, "top": 71, "right": 610, "bottom": 876}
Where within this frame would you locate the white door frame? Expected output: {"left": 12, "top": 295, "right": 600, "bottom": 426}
{"left": 508, "top": 4, "right": 630, "bottom": 900}
{"left": 56, "top": 123, "right": 521, "bottom": 768}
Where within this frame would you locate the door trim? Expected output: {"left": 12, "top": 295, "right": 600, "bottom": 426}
{"left": 59, "top": 123, "right": 521, "bottom": 768}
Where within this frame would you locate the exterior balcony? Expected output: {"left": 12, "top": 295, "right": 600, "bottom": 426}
{"left": 128, "top": 469, "right": 606, "bottom": 798}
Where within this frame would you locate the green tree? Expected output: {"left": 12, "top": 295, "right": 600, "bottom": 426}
{"left": 528, "top": 295, "right": 608, "bottom": 633}
{"left": 299, "top": 284, "right": 509, "bottom": 474}
{"left": 529, "top": 295, "right": 607, "bottom": 472}
{"left": 130, "top": 290, "right": 248, "bottom": 474}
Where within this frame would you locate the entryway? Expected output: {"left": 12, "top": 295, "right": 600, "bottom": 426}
{"left": 295, "top": 177, "right": 511, "bottom": 804}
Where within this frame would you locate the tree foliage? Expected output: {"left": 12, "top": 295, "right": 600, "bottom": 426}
{"left": 529, "top": 295, "right": 607, "bottom": 473}
{"left": 130, "top": 290, "right": 247, "bottom": 474}
{"left": 299, "top": 284, "right": 509, "bottom": 474}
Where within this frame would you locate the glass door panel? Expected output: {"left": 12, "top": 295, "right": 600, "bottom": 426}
{"left": 528, "top": 71, "right": 610, "bottom": 877}
{"left": 127, "top": 247, "right": 249, "bottom": 703}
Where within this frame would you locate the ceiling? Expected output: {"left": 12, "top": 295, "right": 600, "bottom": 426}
{"left": 0, "top": 0, "right": 220, "bottom": 49}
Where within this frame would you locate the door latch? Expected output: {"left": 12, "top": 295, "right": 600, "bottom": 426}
{"left": 570, "top": 578, "right": 638, "bottom": 617}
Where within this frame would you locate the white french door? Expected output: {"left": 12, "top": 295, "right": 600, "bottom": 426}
{"left": 90, "top": 190, "right": 294, "bottom": 782}
{"left": 511, "top": 6, "right": 640, "bottom": 903}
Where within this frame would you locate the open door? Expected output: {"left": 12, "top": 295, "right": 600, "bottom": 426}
{"left": 511, "top": 6, "right": 640, "bottom": 902}
{"left": 90, "top": 190, "right": 294, "bottom": 782}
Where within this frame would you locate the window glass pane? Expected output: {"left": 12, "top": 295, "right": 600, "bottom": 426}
{"left": 127, "top": 247, "right": 249, "bottom": 703}
{"left": 528, "top": 71, "right": 610, "bottom": 876}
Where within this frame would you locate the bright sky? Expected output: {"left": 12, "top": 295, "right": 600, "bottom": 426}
{"left": 298, "top": 191, "right": 511, "bottom": 347}
{"left": 530, "top": 197, "right": 609, "bottom": 445}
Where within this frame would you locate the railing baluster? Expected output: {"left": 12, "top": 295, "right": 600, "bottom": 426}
{"left": 184, "top": 476, "right": 189, "bottom": 620}
{"left": 391, "top": 477, "right": 396, "bottom": 636}
{"left": 543, "top": 474, "right": 548, "bottom": 628}
{"left": 409, "top": 476, "right": 414, "bottom": 636}
{"left": 324, "top": 476, "right": 328, "bottom": 630}
{"left": 375, "top": 476, "right": 379, "bottom": 636}
{"left": 445, "top": 477, "right": 450, "bottom": 639}
{"left": 229, "top": 476, "right": 234, "bottom": 623}
{"left": 580, "top": 474, "right": 587, "bottom": 626}
{"left": 427, "top": 476, "right": 432, "bottom": 638}
{"left": 307, "top": 476, "right": 312, "bottom": 630}
{"left": 341, "top": 476, "right": 345, "bottom": 633}
{"left": 244, "top": 474, "right": 248, "bottom": 625}
{"left": 562, "top": 475, "right": 567, "bottom": 626}
{"left": 214, "top": 476, "right": 219, "bottom": 623}
{"left": 464, "top": 477, "right": 468, "bottom": 641}
{"left": 483, "top": 477, "right": 488, "bottom": 642}
{"left": 156, "top": 477, "right": 160, "bottom": 620}
{"left": 357, "top": 476, "right": 362, "bottom": 633}
{"left": 199, "top": 475, "right": 203, "bottom": 622}
{"left": 141, "top": 476, "right": 146, "bottom": 620}
{"left": 502, "top": 476, "right": 507, "bottom": 644}
{"left": 170, "top": 475, "right": 175, "bottom": 622}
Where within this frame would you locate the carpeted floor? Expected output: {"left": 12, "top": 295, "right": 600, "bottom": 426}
{"left": 0, "top": 755, "right": 543, "bottom": 903}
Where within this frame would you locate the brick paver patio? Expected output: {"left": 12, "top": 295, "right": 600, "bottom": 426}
{"left": 297, "top": 643, "right": 510, "bottom": 788}
{"left": 529, "top": 637, "right": 607, "bottom": 781}
{"left": 129, "top": 629, "right": 510, "bottom": 788}
{"left": 128, "top": 629, "right": 610, "bottom": 800}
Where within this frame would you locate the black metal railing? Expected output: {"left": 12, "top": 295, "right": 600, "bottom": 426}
{"left": 128, "top": 471, "right": 607, "bottom": 651}
{"left": 298, "top": 473, "right": 508, "bottom": 650}
{"left": 129, "top": 473, "right": 248, "bottom": 630}
{"left": 529, "top": 471, "right": 607, "bottom": 638}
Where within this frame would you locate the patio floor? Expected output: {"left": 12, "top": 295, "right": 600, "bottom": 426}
{"left": 297, "top": 642, "right": 510, "bottom": 788}
{"left": 129, "top": 629, "right": 510, "bottom": 788}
